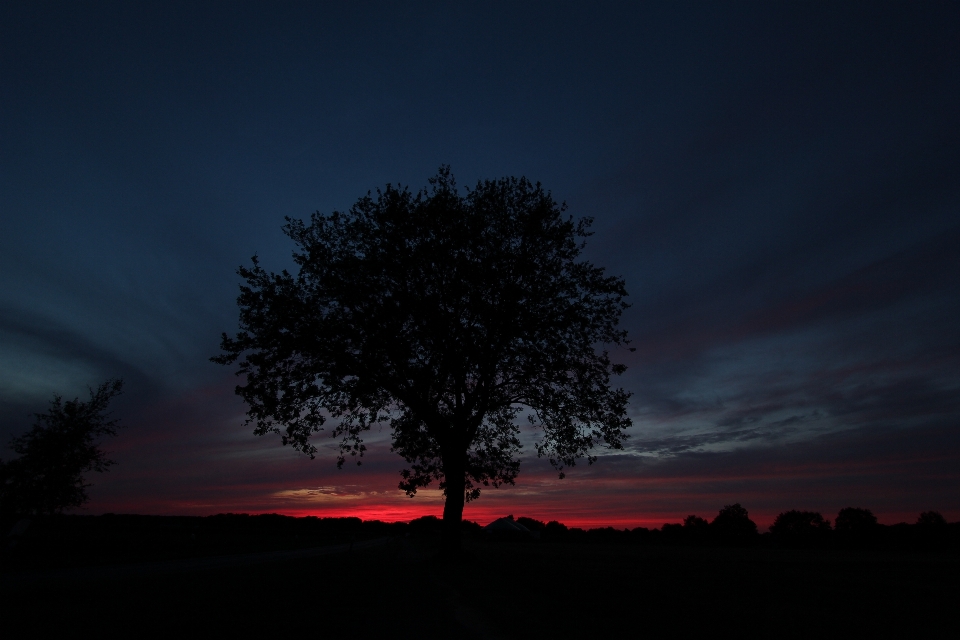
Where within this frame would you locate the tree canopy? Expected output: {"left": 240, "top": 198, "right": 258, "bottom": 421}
{"left": 770, "top": 510, "right": 832, "bottom": 547}
{"left": 916, "top": 511, "right": 947, "bottom": 527}
{"left": 710, "top": 503, "right": 758, "bottom": 543}
{"left": 0, "top": 379, "right": 124, "bottom": 521}
{"left": 214, "top": 168, "right": 632, "bottom": 546}
{"left": 834, "top": 507, "right": 878, "bottom": 533}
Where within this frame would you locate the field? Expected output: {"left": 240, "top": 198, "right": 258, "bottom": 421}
{"left": 3, "top": 528, "right": 958, "bottom": 638}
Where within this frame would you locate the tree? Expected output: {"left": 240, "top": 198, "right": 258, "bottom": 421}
{"left": 834, "top": 507, "right": 877, "bottom": 533}
{"left": 710, "top": 503, "right": 758, "bottom": 544}
{"left": 770, "top": 510, "right": 831, "bottom": 535}
{"left": 770, "top": 510, "right": 831, "bottom": 547}
{"left": 683, "top": 514, "right": 709, "bottom": 529}
{"left": 916, "top": 511, "right": 947, "bottom": 527}
{"left": 913, "top": 511, "right": 950, "bottom": 549}
{"left": 834, "top": 507, "right": 878, "bottom": 548}
{"left": 682, "top": 514, "right": 710, "bottom": 543}
{"left": 214, "top": 168, "right": 632, "bottom": 550}
{"left": 0, "top": 379, "right": 124, "bottom": 522}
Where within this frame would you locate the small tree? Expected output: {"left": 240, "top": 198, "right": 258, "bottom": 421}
{"left": 770, "top": 510, "right": 831, "bottom": 547}
{"left": 710, "top": 503, "right": 758, "bottom": 544}
{"left": 0, "top": 379, "right": 124, "bottom": 521}
{"left": 916, "top": 511, "right": 947, "bottom": 527}
{"left": 834, "top": 507, "right": 877, "bottom": 533}
{"left": 683, "top": 514, "right": 711, "bottom": 543}
{"left": 834, "top": 507, "right": 878, "bottom": 548}
{"left": 683, "top": 515, "right": 709, "bottom": 529}
{"left": 214, "top": 168, "right": 632, "bottom": 549}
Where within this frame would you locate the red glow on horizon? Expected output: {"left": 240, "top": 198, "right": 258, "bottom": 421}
{"left": 239, "top": 503, "right": 702, "bottom": 530}
{"left": 85, "top": 493, "right": 946, "bottom": 531}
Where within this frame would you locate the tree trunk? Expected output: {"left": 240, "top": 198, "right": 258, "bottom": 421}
{"left": 442, "top": 467, "right": 466, "bottom": 555}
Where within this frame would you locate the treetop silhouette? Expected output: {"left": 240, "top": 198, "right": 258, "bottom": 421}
{"left": 0, "top": 379, "right": 124, "bottom": 521}
{"left": 710, "top": 503, "right": 758, "bottom": 542}
{"left": 916, "top": 511, "right": 947, "bottom": 527}
{"left": 214, "top": 167, "right": 632, "bottom": 549}
{"left": 834, "top": 507, "right": 878, "bottom": 533}
{"left": 770, "top": 510, "right": 832, "bottom": 547}
{"left": 683, "top": 514, "right": 709, "bottom": 529}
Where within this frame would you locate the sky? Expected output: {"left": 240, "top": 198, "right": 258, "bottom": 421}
{"left": 1, "top": 1, "right": 958, "bottom": 529}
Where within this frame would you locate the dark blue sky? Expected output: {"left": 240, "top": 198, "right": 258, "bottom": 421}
{"left": 2, "top": 2, "right": 958, "bottom": 526}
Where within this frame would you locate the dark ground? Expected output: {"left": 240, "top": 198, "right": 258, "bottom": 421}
{"left": 2, "top": 530, "right": 957, "bottom": 638}
{"left": 0, "top": 513, "right": 401, "bottom": 570}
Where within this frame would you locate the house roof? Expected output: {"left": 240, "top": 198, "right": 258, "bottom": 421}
{"left": 483, "top": 516, "right": 531, "bottom": 533}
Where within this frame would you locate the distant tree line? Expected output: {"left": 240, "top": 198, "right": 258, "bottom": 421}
{"left": 487, "top": 504, "right": 959, "bottom": 551}
{"left": 5, "top": 505, "right": 958, "bottom": 568}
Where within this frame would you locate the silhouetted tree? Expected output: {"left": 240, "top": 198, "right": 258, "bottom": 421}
{"left": 407, "top": 515, "right": 443, "bottom": 537}
{"left": 770, "top": 510, "right": 831, "bottom": 535}
{"left": 916, "top": 511, "right": 947, "bottom": 527}
{"left": 0, "top": 379, "right": 124, "bottom": 522}
{"left": 214, "top": 168, "right": 632, "bottom": 550}
{"left": 913, "top": 511, "right": 950, "bottom": 549}
{"left": 710, "top": 503, "right": 758, "bottom": 544}
{"left": 834, "top": 507, "right": 878, "bottom": 533}
{"left": 683, "top": 514, "right": 711, "bottom": 544}
{"left": 683, "top": 515, "right": 709, "bottom": 529}
{"left": 834, "top": 507, "right": 879, "bottom": 548}
{"left": 770, "top": 510, "right": 831, "bottom": 546}
{"left": 543, "top": 520, "right": 569, "bottom": 542}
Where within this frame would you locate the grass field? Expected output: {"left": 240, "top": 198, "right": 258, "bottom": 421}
{"left": 3, "top": 535, "right": 957, "bottom": 638}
